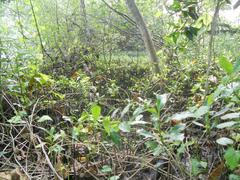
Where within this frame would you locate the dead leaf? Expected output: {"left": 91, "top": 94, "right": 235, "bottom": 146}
{"left": 0, "top": 168, "right": 27, "bottom": 180}
{"left": 208, "top": 161, "right": 226, "bottom": 180}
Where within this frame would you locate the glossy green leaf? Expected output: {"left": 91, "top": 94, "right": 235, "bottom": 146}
{"left": 38, "top": 115, "right": 53, "bottom": 122}
{"left": 194, "top": 106, "right": 209, "bottom": 118}
{"left": 156, "top": 93, "right": 168, "bottom": 113}
{"left": 170, "top": 111, "right": 194, "bottom": 121}
{"left": 120, "top": 103, "right": 131, "bottom": 118}
{"left": 221, "top": 113, "right": 240, "bottom": 120}
{"left": 119, "top": 121, "right": 131, "bottom": 133}
{"left": 216, "top": 137, "right": 234, "bottom": 146}
{"left": 216, "top": 121, "right": 237, "bottom": 129}
{"left": 136, "top": 129, "right": 153, "bottom": 138}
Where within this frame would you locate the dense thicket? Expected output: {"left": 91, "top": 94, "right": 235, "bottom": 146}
{"left": 0, "top": 0, "right": 239, "bottom": 179}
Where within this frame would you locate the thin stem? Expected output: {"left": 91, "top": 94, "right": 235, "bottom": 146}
{"left": 204, "top": 0, "right": 221, "bottom": 98}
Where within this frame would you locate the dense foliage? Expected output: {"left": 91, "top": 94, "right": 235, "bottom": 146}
{"left": 0, "top": 0, "right": 239, "bottom": 179}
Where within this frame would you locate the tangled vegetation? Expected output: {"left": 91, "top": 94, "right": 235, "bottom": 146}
{"left": 0, "top": 0, "right": 239, "bottom": 179}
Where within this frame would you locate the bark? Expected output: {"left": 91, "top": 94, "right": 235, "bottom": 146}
{"left": 80, "top": 0, "right": 90, "bottom": 44}
{"left": 234, "top": 0, "right": 240, "bottom": 9}
{"left": 125, "top": 0, "right": 160, "bottom": 73}
{"left": 204, "top": 0, "right": 221, "bottom": 97}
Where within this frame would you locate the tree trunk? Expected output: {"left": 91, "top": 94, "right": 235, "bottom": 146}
{"left": 125, "top": 0, "right": 160, "bottom": 73}
{"left": 80, "top": 0, "right": 90, "bottom": 44}
{"left": 234, "top": 0, "right": 240, "bottom": 9}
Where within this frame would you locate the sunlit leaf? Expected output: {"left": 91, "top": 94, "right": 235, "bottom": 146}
{"left": 194, "top": 106, "right": 209, "bottom": 118}
{"left": 156, "top": 93, "right": 169, "bottom": 113}
{"left": 170, "top": 111, "right": 194, "bottom": 121}
{"left": 219, "top": 56, "right": 233, "bottom": 74}
{"left": 91, "top": 104, "right": 101, "bottom": 121}
{"left": 202, "top": 13, "right": 212, "bottom": 26}
{"left": 38, "top": 115, "right": 53, "bottom": 122}
{"left": 120, "top": 103, "right": 131, "bottom": 118}
{"left": 221, "top": 113, "right": 240, "bottom": 120}
{"left": 110, "top": 175, "right": 120, "bottom": 180}
{"left": 216, "top": 137, "right": 234, "bottom": 146}
{"left": 216, "top": 121, "right": 237, "bottom": 129}
{"left": 100, "top": 165, "right": 112, "bottom": 173}
{"left": 136, "top": 129, "right": 153, "bottom": 138}
{"left": 103, "top": 117, "right": 111, "bottom": 135}
{"left": 119, "top": 121, "right": 131, "bottom": 133}
{"left": 8, "top": 115, "right": 22, "bottom": 124}
{"left": 133, "top": 106, "right": 144, "bottom": 117}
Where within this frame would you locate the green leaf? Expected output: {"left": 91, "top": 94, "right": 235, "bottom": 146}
{"left": 221, "top": 113, "right": 240, "bottom": 120}
{"left": 192, "top": 121, "right": 204, "bottom": 127}
{"left": 109, "top": 175, "right": 120, "bottom": 180}
{"left": 103, "top": 117, "right": 111, "bottom": 135}
{"left": 145, "top": 141, "right": 158, "bottom": 150}
{"left": 136, "top": 129, "right": 153, "bottom": 138}
{"left": 120, "top": 104, "right": 131, "bottom": 118}
{"left": 224, "top": 147, "right": 240, "bottom": 170}
{"left": 8, "top": 110, "right": 27, "bottom": 124}
{"left": 202, "top": 13, "right": 212, "bottom": 26}
{"left": 216, "top": 121, "right": 237, "bottom": 129}
{"left": 109, "top": 131, "right": 121, "bottom": 146}
{"left": 233, "top": 58, "right": 240, "bottom": 73}
{"left": 156, "top": 93, "right": 168, "bottom": 113}
{"left": 133, "top": 106, "right": 144, "bottom": 117}
{"left": 8, "top": 115, "right": 22, "bottom": 124}
{"left": 146, "top": 107, "right": 157, "bottom": 114}
{"left": 101, "top": 165, "right": 112, "bottom": 173}
{"left": 184, "top": 26, "right": 199, "bottom": 41}
{"left": 191, "top": 159, "right": 203, "bottom": 176}
{"left": 194, "top": 106, "right": 209, "bottom": 118}
{"left": 119, "top": 121, "right": 131, "bottom": 133}
{"left": 167, "top": 132, "right": 185, "bottom": 142}
{"left": 152, "top": 145, "right": 163, "bottom": 156}
{"left": 216, "top": 137, "right": 234, "bottom": 146}
{"left": 170, "top": 111, "right": 194, "bottom": 121}
{"left": 72, "top": 127, "right": 80, "bottom": 140}
{"left": 207, "top": 94, "right": 214, "bottom": 105}
{"left": 229, "top": 174, "right": 240, "bottom": 180}
{"left": 219, "top": 56, "right": 233, "bottom": 74}
{"left": 38, "top": 115, "right": 53, "bottom": 122}
{"left": 135, "top": 114, "right": 143, "bottom": 122}
{"left": 169, "top": 0, "right": 181, "bottom": 11}
{"left": 191, "top": 159, "right": 207, "bottom": 176}
{"left": 155, "top": 11, "right": 162, "bottom": 18}
{"left": 91, "top": 104, "right": 101, "bottom": 121}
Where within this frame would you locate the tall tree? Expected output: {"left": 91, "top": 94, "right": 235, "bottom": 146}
{"left": 125, "top": 0, "right": 160, "bottom": 73}
{"left": 80, "top": 0, "right": 90, "bottom": 44}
